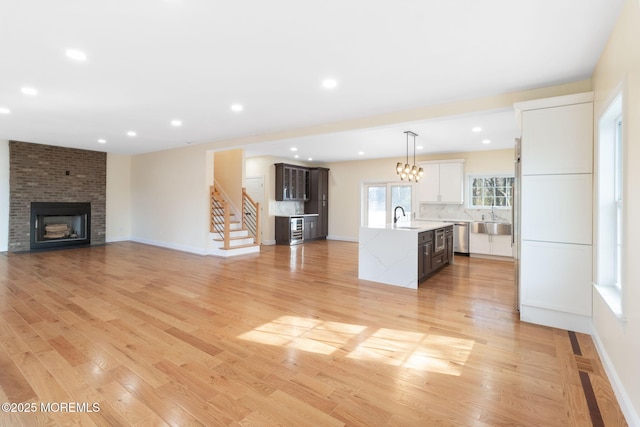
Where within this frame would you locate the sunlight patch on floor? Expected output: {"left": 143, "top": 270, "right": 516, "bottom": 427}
{"left": 237, "top": 316, "right": 474, "bottom": 375}
{"left": 347, "top": 328, "right": 474, "bottom": 376}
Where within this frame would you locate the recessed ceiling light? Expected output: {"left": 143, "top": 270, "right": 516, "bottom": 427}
{"left": 66, "top": 49, "right": 87, "bottom": 61}
{"left": 308, "top": 157, "right": 313, "bottom": 161}
{"left": 482, "top": 139, "right": 491, "bottom": 144}
{"left": 290, "top": 147, "right": 298, "bottom": 152}
{"left": 21, "top": 87, "right": 38, "bottom": 96}
{"left": 472, "top": 127, "right": 482, "bottom": 133}
{"left": 416, "top": 145, "right": 423, "bottom": 150}
{"left": 0, "top": 107, "right": 10, "bottom": 114}
{"left": 230, "top": 104, "right": 243, "bottom": 112}
{"left": 171, "top": 119, "right": 182, "bottom": 127}
{"left": 358, "top": 151, "right": 364, "bottom": 155}
{"left": 97, "top": 139, "right": 106, "bottom": 144}
{"left": 294, "top": 154, "right": 299, "bottom": 159}
{"left": 322, "top": 79, "right": 338, "bottom": 89}
{"left": 127, "top": 131, "right": 137, "bottom": 137}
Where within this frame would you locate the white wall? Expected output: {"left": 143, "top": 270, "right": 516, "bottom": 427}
{"left": 591, "top": 0, "right": 640, "bottom": 423}
{"left": 214, "top": 149, "right": 244, "bottom": 212}
{"left": 106, "top": 153, "right": 132, "bottom": 242}
{"left": 0, "top": 140, "right": 9, "bottom": 251}
{"left": 130, "top": 145, "right": 210, "bottom": 254}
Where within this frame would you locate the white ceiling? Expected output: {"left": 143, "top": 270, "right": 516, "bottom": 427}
{"left": 241, "top": 109, "right": 522, "bottom": 162}
{"left": 0, "top": 1, "right": 624, "bottom": 162}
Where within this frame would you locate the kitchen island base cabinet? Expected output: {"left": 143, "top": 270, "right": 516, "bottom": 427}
{"left": 418, "top": 231, "right": 433, "bottom": 282}
{"left": 359, "top": 222, "right": 452, "bottom": 290}
{"left": 418, "top": 226, "right": 454, "bottom": 282}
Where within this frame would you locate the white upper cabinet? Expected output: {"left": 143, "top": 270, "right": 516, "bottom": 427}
{"left": 518, "top": 99, "right": 593, "bottom": 175}
{"left": 417, "top": 160, "right": 464, "bottom": 204}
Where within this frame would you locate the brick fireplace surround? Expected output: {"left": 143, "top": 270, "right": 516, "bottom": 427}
{"left": 8, "top": 141, "right": 106, "bottom": 252}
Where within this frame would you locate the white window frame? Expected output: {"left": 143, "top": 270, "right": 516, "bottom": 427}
{"left": 467, "top": 174, "right": 515, "bottom": 209}
{"left": 362, "top": 182, "right": 414, "bottom": 227}
{"left": 595, "top": 89, "right": 625, "bottom": 321}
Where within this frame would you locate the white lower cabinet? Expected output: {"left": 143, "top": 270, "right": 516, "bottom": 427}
{"left": 470, "top": 233, "right": 513, "bottom": 257}
{"left": 520, "top": 240, "right": 592, "bottom": 316}
{"left": 521, "top": 174, "right": 592, "bottom": 244}
{"left": 491, "top": 235, "right": 514, "bottom": 257}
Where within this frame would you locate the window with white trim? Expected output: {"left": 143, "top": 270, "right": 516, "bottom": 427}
{"left": 595, "top": 91, "right": 624, "bottom": 318}
{"left": 614, "top": 115, "right": 623, "bottom": 290}
{"left": 469, "top": 175, "right": 514, "bottom": 209}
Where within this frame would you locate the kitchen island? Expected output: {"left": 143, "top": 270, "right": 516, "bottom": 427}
{"left": 358, "top": 222, "right": 453, "bottom": 289}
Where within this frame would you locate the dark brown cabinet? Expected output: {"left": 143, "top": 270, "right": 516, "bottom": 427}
{"left": 418, "top": 231, "right": 433, "bottom": 282}
{"left": 304, "top": 216, "right": 319, "bottom": 240}
{"left": 275, "top": 164, "right": 329, "bottom": 244}
{"left": 275, "top": 163, "right": 310, "bottom": 201}
{"left": 446, "top": 226, "right": 454, "bottom": 261}
{"left": 275, "top": 215, "right": 319, "bottom": 245}
{"left": 304, "top": 167, "right": 329, "bottom": 239}
{"left": 418, "top": 225, "right": 454, "bottom": 282}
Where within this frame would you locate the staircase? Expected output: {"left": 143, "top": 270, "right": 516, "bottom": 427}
{"left": 209, "top": 185, "right": 261, "bottom": 257}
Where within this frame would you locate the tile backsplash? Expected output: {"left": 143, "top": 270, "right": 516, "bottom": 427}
{"left": 273, "top": 201, "right": 304, "bottom": 216}
{"left": 418, "top": 203, "right": 512, "bottom": 223}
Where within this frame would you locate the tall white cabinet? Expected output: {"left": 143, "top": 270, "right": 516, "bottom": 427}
{"left": 514, "top": 93, "right": 593, "bottom": 333}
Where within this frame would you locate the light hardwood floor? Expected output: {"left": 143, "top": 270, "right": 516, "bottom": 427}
{"left": 0, "top": 241, "right": 627, "bottom": 426}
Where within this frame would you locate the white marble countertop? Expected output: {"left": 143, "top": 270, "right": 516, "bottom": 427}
{"left": 363, "top": 221, "right": 451, "bottom": 232}
{"left": 416, "top": 217, "right": 473, "bottom": 223}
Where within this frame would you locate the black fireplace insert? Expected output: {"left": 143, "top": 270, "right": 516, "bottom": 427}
{"left": 30, "top": 202, "right": 91, "bottom": 251}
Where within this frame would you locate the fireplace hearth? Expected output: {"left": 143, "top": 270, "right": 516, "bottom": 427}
{"left": 30, "top": 202, "right": 91, "bottom": 251}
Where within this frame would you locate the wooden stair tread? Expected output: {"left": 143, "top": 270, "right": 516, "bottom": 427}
{"left": 218, "top": 243, "right": 260, "bottom": 250}
{"left": 212, "top": 235, "right": 253, "bottom": 242}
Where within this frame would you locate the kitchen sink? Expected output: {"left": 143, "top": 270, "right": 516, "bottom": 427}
{"left": 394, "top": 226, "right": 422, "bottom": 230}
{"left": 471, "top": 221, "right": 512, "bottom": 235}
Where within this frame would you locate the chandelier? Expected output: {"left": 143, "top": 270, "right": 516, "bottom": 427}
{"left": 395, "top": 131, "right": 424, "bottom": 181}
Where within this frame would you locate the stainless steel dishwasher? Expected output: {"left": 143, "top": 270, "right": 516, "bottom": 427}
{"left": 452, "top": 222, "right": 470, "bottom": 255}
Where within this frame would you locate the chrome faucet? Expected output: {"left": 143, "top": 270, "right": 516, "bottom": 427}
{"left": 393, "top": 206, "right": 406, "bottom": 224}
{"left": 491, "top": 204, "right": 497, "bottom": 221}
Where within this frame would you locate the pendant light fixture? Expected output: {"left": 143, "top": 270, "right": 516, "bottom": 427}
{"left": 396, "top": 131, "right": 424, "bottom": 181}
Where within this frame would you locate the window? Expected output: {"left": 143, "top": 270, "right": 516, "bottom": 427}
{"left": 366, "top": 185, "right": 387, "bottom": 227}
{"left": 595, "top": 91, "right": 624, "bottom": 319}
{"left": 614, "top": 116, "right": 623, "bottom": 290}
{"left": 364, "top": 183, "right": 413, "bottom": 227}
{"left": 469, "top": 175, "right": 514, "bottom": 208}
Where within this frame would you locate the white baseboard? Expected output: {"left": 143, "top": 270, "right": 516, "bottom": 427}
{"left": 519, "top": 305, "right": 592, "bottom": 334}
{"left": 105, "top": 236, "right": 131, "bottom": 243}
{"left": 469, "top": 253, "right": 513, "bottom": 262}
{"left": 591, "top": 328, "right": 640, "bottom": 427}
{"left": 327, "top": 235, "right": 358, "bottom": 242}
{"left": 130, "top": 237, "right": 207, "bottom": 255}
